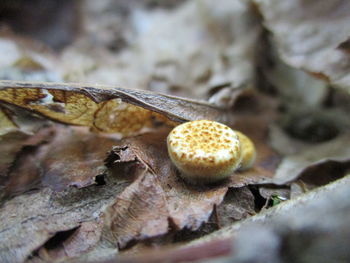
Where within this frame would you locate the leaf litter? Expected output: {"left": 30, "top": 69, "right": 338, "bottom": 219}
{"left": 0, "top": 0, "right": 349, "bottom": 262}
{"left": 0, "top": 85, "right": 282, "bottom": 261}
{"left": 254, "top": 0, "right": 350, "bottom": 93}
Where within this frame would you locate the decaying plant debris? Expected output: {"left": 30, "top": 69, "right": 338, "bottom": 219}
{"left": 0, "top": 0, "right": 350, "bottom": 262}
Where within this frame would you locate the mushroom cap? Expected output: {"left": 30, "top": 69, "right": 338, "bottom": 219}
{"left": 235, "top": 131, "right": 256, "bottom": 170}
{"left": 167, "top": 120, "right": 241, "bottom": 183}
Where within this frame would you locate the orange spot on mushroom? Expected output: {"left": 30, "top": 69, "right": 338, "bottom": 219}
{"left": 166, "top": 120, "right": 242, "bottom": 184}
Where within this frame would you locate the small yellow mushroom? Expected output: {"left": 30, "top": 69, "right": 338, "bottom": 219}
{"left": 235, "top": 131, "right": 256, "bottom": 171}
{"left": 167, "top": 120, "right": 242, "bottom": 184}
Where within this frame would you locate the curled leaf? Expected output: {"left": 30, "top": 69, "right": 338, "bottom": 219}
{"left": 272, "top": 134, "right": 350, "bottom": 185}
{"left": 255, "top": 0, "right": 350, "bottom": 92}
{"left": 0, "top": 80, "right": 227, "bottom": 135}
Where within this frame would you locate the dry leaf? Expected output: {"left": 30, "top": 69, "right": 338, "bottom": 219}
{"left": 103, "top": 120, "right": 280, "bottom": 248}
{"left": 0, "top": 126, "right": 56, "bottom": 195}
{"left": 0, "top": 80, "right": 227, "bottom": 135}
{"left": 289, "top": 161, "right": 350, "bottom": 198}
{"left": 0, "top": 178, "right": 127, "bottom": 263}
{"left": 64, "top": 0, "right": 260, "bottom": 100}
{"left": 186, "top": 175, "right": 350, "bottom": 263}
{"left": 114, "top": 238, "right": 231, "bottom": 263}
{"left": 1, "top": 125, "right": 121, "bottom": 199}
{"left": 0, "top": 106, "right": 17, "bottom": 134}
{"left": 104, "top": 129, "right": 228, "bottom": 248}
{"left": 34, "top": 220, "right": 104, "bottom": 262}
{"left": 255, "top": 0, "right": 350, "bottom": 92}
{"left": 214, "top": 187, "right": 256, "bottom": 228}
{"left": 0, "top": 77, "right": 281, "bottom": 261}
{"left": 272, "top": 134, "right": 350, "bottom": 185}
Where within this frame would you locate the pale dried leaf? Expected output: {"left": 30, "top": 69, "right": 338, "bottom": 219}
{"left": 272, "top": 134, "right": 350, "bottom": 184}
{"left": 255, "top": 0, "right": 350, "bottom": 92}
{"left": 0, "top": 180, "right": 126, "bottom": 263}
{"left": 66, "top": 0, "right": 260, "bottom": 101}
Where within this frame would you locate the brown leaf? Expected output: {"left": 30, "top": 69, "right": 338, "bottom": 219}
{"left": 0, "top": 80, "right": 227, "bottom": 135}
{"left": 0, "top": 131, "right": 31, "bottom": 178}
{"left": 0, "top": 127, "right": 55, "bottom": 198}
{"left": 2, "top": 125, "right": 120, "bottom": 199}
{"left": 104, "top": 122, "right": 280, "bottom": 248}
{"left": 105, "top": 130, "right": 229, "bottom": 248}
{"left": 0, "top": 105, "right": 53, "bottom": 179}
{"left": 104, "top": 169, "right": 170, "bottom": 248}
{"left": 214, "top": 187, "right": 256, "bottom": 228}
{"left": 0, "top": 176, "right": 128, "bottom": 263}
{"left": 114, "top": 238, "right": 232, "bottom": 263}
{"left": 38, "top": 126, "right": 118, "bottom": 191}
{"left": 0, "top": 123, "right": 129, "bottom": 261}
{"left": 0, "top": 83, "right": 281, "bottom": 259}
{"left": 289, "top": 161, "right": 350, "bottom": 198}
{"left": 35, "top": 220, "right": 104, "bottom": 262}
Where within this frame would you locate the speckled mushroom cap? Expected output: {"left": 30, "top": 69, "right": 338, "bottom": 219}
{"left": 167, "top": 120, "right": 242, "bottom": 183}
{"left": 235, "top": 131, "right": 256, "bottom": 171}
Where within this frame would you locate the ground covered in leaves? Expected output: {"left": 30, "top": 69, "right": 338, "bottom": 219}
{"left": 0, "top": 0, "right": 350, "bottom": 263}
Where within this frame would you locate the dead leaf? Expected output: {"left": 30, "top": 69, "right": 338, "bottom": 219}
{"left": 186, "top": 174, "right": 350, "bottom": 263}
{"left": 37, "top": 126, "right": 118, "bottom": 191}
{"left": 104, "top": 121, "right": 280, "bottom": 248}
{"left": 64, "top": 0, "right": 260, "bottom": 100}
{"left": 104, "top": 169, "right": 170, "bottom": 249}
{"left": 261, "top": 49, "right": 328, "bottom": 108}
{"left": 0, "top": 106, "right": 17, "bottom": 134}
{"left": 104, "top": 129, "right": 228, "bottom": 248}
{"left": 258, "top": 185, "right": 290, "bottom": 208}
{"left": 0, "top": 177, "right": 128, "bottom": 263}
{"left": 1, "top": 125, "right": 122, "bottom": 200}
{"left": 214, "top": 187, "right": 256, "bottom": 228}
{"left": 288, "top": 161, "right": 350, "bottom": 198}
{"left": 272, "top": 134, "right": 350, "bottom": 185}
{"left": 114, "top": 238, "right": 232, "bottom": 263}
{"left": 255, "top": 0, "right": 350, "bottom": 93}
{"left": 35, "top": 220, "right": 104, "bottom": 262}
{"left": 0, "top": 131, "right": 32, "bottom": 178}
{"left": 0, "top": 80, "right": 227, "bottom": 135}
{"left": 0, "top": 127, "right": 54, "bottom": 198}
